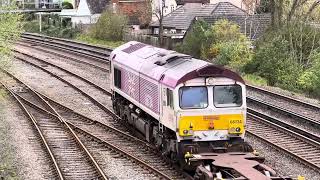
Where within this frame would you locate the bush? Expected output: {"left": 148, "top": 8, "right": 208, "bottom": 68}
{"left": 298, "top": 52, "right": 320, "bottom": 96}
{"left": 246, "top": 21, "right": 320, "bottom": 96}
{"left": 0, "top": 3, "right": 23, "bottom": 69}
{"left": 247, "top": 36, "right": 302, "bottom": 89}
{"left": 177, "top": 20, "right": 211, "bottom": 58}
{"left": 243, "top": 74, "right": 268, "bottom": 86}
{"left": 62, "top": 1, "right": 73, "bottom": 9}
{"left": 212, "top": 41, "right": 252, "bottom": 71}
{"left": 89, "top": 10, "right": 127, "bottom": 41}
{"left": 23, "top": 15, "right": 80, "bottom": 39}
{"left": 201, "top": 20, "right": 252, "bottom": 72}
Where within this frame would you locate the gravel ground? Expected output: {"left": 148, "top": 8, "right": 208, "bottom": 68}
{"left": 15, "top": 44, "right": 110, "bottom": 91}
{"left": 248, "top": 100, "right": 320, "bottom": 137}
{"left": 245, "top": 134, "right": 320, "bottom": 180}
{"left": 248, "top": 84, "right": 320, "bottom": 106}
{"left": 17, "top": 41, "right": 109, "bottom": 68}
{"left": 1, "top": 68, "right": 148, "bottom": 179}
{"left": 247, "top": 88, "right": 320, "bottom": 122}
{"left": 77, "top": 133, "right": 161, "bottom": 180}
{"left": 14, "top": 54, "right": 113, "bottom": 109}
{"left": 10, "top": 59, "right": 113, "bottom": 125}
{"left": 0, "top": 87, "right": 55, "bottom": 180}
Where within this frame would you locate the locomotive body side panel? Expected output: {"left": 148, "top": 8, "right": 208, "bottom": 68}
{"left": 139, "top": 75, "right": 160, "bottom": 114}
{"left": 112, "top": 61, "right": 161, "bottom": 120}
{"left": 120, "top": 66, "right": 140, "bottom": 102}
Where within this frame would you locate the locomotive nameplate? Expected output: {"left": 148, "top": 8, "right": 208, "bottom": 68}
{"left": 203, "top": 115, "right": 219, "bottom": 121}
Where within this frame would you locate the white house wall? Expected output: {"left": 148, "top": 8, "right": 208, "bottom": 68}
{"left": 152, "top": 0, "right": 177, "bottom": 22}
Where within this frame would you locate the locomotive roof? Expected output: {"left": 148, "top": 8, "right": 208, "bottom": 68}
{"left": 111, "top": 41, "right": 244, "bottom": 88}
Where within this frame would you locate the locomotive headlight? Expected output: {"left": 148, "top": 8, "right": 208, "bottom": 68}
{"left": 229, "top": 127, "right": 235, "bottom": 133}
{"left": 183, "top": 130, "right": 189, "bottom": 135}
{"left": 189, "top": 129, "right": 194, "bottom": 135}
{"left": 206, "top": 77, "right": 215, "bottom": 85}
{"left": 236, "top": 127, "right": 241, "bottom": 132}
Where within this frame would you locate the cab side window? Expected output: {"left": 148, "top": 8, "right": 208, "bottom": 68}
{"left": 114, "top": 68, "right": 121, "bottom": 88}
{"left": 167, "top": 88, "right": 173, "bottom": 109}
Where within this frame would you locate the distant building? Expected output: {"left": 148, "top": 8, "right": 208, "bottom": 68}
{"left": 195, "top": 13, "right": 271, "bottom": 40}
{"left": 13, "top": 0, "right": 62, "bottom": 9}
{"left": 209, "top": 0, "right": 260, "bottom": 14}
{"left": 150, "top": 2, "right": 270, "bottom": 40}
{"left": 176, "top": 0, "right": 260, "bottom": 14}
{"left": 152, "top": 0, "right": 177, "bottom": 22}
{"left": 60, "top": 0, "right": 109, "bottom": 26}
{"left": 150, "top": 2, "right": 247, "bottom": 35}
{"left": 110, "top": 0, "right": 152, "bottom": 29}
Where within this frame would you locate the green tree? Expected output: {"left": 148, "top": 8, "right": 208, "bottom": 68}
{"left": 62, "top": 1, "right": 73, "bottom": 9}
{"left": 247, "top": 36, "right": 302, "bottom": 89}
{"left": 298, "top": 51, "right": 320, "bottom": 96}
{"left": 176, "top": 20, "right": 210, "bottom": 58}
{"left": 201, "top": 20, "right": 252, "bottom": 72}
{"left": 89, "top": 9, "right": 128, "bottom": 41}
{"left": 0, "top": 1, "right": 23, "bottom": 69}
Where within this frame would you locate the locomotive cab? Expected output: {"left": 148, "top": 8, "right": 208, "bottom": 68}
{"left": 161, "top": 76, "right": 247, "bottom": 155}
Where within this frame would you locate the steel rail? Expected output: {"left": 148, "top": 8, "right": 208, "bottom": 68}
{"left": 247, "top": 113, "right": 320, "bottom": 172}
{"left": 22, "top": 32, "right": 111, "bottom": 53}
{"left": 14, "top": 50, "right": 111, "bottom": 96}
{"left": 15, "top": 42, "right": 109, "bottom": 71}
{"left": 1, "top": 69, "right": 108, "bottom": 180}
{"left": 0, "top": 82, "right": 65, "bottom": 180}
{"left": 21, "top": 33, "right": 109, "bottom": 61}
{"left": 13, "top": 54, "right": 117, "bottom": 118}
{"left": 69, "top": 123, "right": 173, "bottom": 180}
{"left": 247, "top": 85, "right": 320, "bottom": 111}
{"left": 247, "top": 96, "right": 320, "bottom": 127}
{"left": 4, "top": 77, "right": 177, "bottom": 180}
{"left": 248, "top": 107, "right": 320, "bottom": 145}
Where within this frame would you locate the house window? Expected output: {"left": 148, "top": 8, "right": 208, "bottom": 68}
{"left": 171, "top": 5, "right": 174, "bottom": 12}
{"left": 167, "top": 88, "right": 173, "bottom": 108}
{"left": 114, "top": 68, "right": 121, "bottom": 88}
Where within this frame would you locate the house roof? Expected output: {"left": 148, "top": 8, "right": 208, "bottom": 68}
{"left": 197, "top": 13, "right": 271, "bottom": 39}
{"left": 176, "top": 0, "right": 210, "bottom": 5}
{"left": 150, "top": 2, "right": 247, "bottom": 30}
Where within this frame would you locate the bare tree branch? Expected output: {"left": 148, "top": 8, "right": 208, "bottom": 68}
{"left": 306, "top": 0, "right": 320, "bottom": 17}
{"left": 287, "top": 0, "right": 309, "bottom": 22}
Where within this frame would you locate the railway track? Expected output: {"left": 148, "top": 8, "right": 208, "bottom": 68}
{"left": 15, "top": 33, "right": 320, "bottom": 177}
{"left": 0, "top": 70, "right": 107, "bottom": 180}
{"left": 10, "top": 50, "right": 186, "bottom": 179}
{"left": 247, "top": 85, "right": 320, "bottom": 123}
{"left": 21, "top": 32, "right": 111, "bottom": 61}
{"left": 13, "top": 51, "right": 114, "bottom": 115}
{"left": 246, "top": 113, "right": 320, "bottom": 172}
{"left": 247, "top": 97, "right": 320, "bottom": 139}
{"left": 43, "top": 95, "right": 185, "bottom": 179}
{"left": 15, "top": 41, "right": 109, "bottom": 71}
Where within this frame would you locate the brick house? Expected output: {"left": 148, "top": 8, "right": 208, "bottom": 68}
{"left": 111, "top": 0, "right": 151, "bottom": 28}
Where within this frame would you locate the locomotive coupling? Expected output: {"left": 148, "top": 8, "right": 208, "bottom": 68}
{"left": 184, "top": 152, "right": 194, "bottom": 165}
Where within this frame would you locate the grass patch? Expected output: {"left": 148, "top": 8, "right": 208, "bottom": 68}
{"left": 0, "top": 88, "right": 7, "bottom": 102}
{"left": 75, "top": 34, "right": 124, "bottom": 49}
{"left": 243, "top": 74, "right": 268, "bottom": 86}
{"left": 0, "top": 101, "right": 19, "bottom": 179}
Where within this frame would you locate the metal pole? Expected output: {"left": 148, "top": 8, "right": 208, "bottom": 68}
{"left": 39, "top": 13, "right": 42, "bottom": 32}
